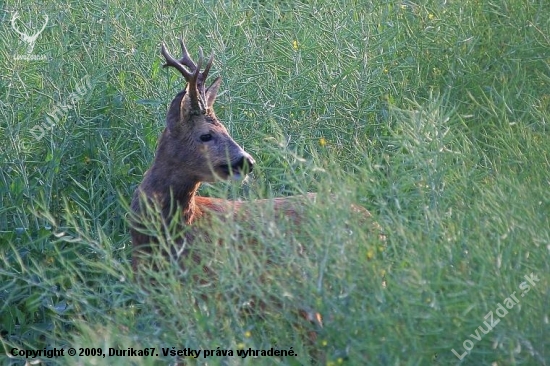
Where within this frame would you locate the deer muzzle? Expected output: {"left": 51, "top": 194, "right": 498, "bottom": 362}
{"left": 219, "top": 154, "right": 254, "bottom": 180}
{"left": 233, "top": 154, "right": 255, "bottom": 174}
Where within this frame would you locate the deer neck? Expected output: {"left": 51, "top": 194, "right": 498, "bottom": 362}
{"left": 143, "top": 166, "right": 200, "bottom": 225}
{"left": 141, "top": 161, "right": 201, "bottom": 225}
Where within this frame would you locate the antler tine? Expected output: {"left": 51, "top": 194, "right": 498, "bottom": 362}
{"left": 202, "top": 52, "right": 215, "bottom": 82}
{"left": 196, "top": 47, "right": 204, "bottom": 76}
{"left": 161, "top": 42, "right": 193, "bottom": 81}
{"left": 186, "top": 47, "right": 203, "bottom": 112}
{"left": 178, "top": 39, "right": 197, "bottom": 71}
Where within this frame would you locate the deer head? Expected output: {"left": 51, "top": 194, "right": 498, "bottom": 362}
{"left": 10, "top": 12, "right": 48, "bottom": 54}
{"left": 153, "top": 40, "right": 255, "bottom": 185}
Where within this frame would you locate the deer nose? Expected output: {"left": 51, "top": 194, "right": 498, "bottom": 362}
{"left": 233, "top": 155, "right": 255, "bottom": 173}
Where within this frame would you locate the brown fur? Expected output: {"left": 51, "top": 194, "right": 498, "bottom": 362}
{"left": 130, "top": 41, "right": 377, "bottom": 353}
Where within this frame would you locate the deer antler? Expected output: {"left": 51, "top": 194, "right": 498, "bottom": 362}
{"left": 10, "top": 13, "right": 25, "bottom": 37}
{"left": 11, "top": 12, "right": 49, "bottom": 54}
{"left": 161, "top": 39, "right": 215, "bottom": 113}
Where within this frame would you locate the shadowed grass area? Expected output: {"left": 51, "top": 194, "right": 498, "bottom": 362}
{"left": 1, "top": 0, "right": 549, "bottom": 365}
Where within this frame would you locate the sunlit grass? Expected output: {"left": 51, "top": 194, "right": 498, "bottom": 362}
{"left": 1, "top": 0, "right": 549, "bottom": 365}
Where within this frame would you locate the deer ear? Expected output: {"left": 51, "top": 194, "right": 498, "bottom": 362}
{"left": 205, "top": 77, "right": 221, "bottom": 108}
{"left": 166, "top": 90, "right": 188, "bottom": 131}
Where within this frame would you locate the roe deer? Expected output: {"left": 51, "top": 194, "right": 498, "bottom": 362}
{"left": 130, "top": 39, "right": 377, "bottom": 346}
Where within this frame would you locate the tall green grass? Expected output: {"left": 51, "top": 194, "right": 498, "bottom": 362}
{"left": 1, "top": 0, "right": 549, "bottom": 365}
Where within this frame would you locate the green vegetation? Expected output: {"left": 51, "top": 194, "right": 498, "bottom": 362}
{"left": 1, "top": 0, "right": 549, "bottom": 364}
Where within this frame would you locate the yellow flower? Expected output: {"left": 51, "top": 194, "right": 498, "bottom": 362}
{"left": 237, "top": 343, "right": 245, "bottom": 349}
{"left": 292, "top": 40, "right": 299, "bottom": 50}
{"left": 366, "top": 249, "right": 374, "bottom": 260}
{"left": 428, "top": 13, "right": 435, "bottom": 20}
{"left": 319, "top": 137, "right": 327, "bottom": 147}
{"left": 244, "top": 331, "right": 251, "bottom": 338}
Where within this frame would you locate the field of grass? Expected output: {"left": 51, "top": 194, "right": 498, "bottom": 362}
{"left": 1, "top": 0, "right": 549, "bottom": 365}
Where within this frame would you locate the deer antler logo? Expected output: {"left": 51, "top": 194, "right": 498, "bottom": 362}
{"left": 10, "top": 11, "right": 49, "bottom": 54}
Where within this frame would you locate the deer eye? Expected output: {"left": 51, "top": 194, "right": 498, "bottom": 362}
{"left": 200, "top": 134, "right": 213, "bottom": 142}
